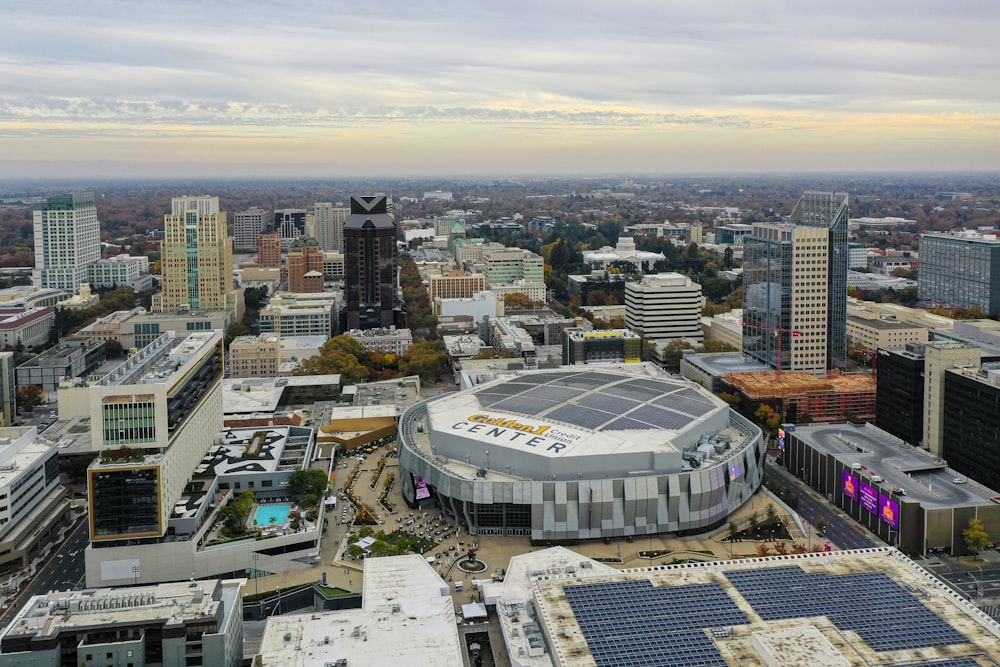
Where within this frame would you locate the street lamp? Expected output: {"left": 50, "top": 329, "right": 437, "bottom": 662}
{"left": 252, "top": 553, "right": 259, "bottom": 598}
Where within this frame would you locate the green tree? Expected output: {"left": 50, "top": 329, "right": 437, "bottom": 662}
{"left": 963, "top": 517, "right": 990, "bottom": 559}
{"left": 399, "top": 339, "right": 446, "bottom": 383}
{"left": 296, "top": 335, "right": 371, "bottom": 383}
{"left": 288, "top": 469, "right": 328, "bottom": 500}
{"left": 699, "top": 339, "right": 737, "bottom": 353}
{"left": 755, "top": 404, "right": 782, "bottom": 437}
{"left": 16, "top": 384, "right": 44, "bottom": 412}
{"left": 660, "top": 340, "right": 694, "bottom": 373}
{"left": 728, "top": 520, "right": 740, "bottom": 543}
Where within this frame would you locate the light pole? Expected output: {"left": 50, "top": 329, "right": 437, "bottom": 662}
{"left": 976, "top": 565, "right": 985, "bottom": 599}
{"left": 132, "top": 565, "right": 139, "bottom": 586}
{"left": 252, "top": 553, "right": 259, "bottom": 598}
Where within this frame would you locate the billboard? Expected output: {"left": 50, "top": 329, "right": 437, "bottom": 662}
{"left": 842, "top": 470, "right": 859, "bottom": 501}
{"left": 879, "top": 493, "right": 900, "bottom": 529}
{"left": 859, "top": 480, "right": 879, "bottom": 514}
{"left": 413, "top": 475, "right": 431, "bottom": 501}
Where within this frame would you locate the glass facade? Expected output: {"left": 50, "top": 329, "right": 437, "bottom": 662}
{"left": 918, "top": 235, "right": 1000, "bottom": 315}
{"left": 742, "top": 232, "right": 793, "bottom": 370}
{"left": 90, "top": 467, "right": 161, "bottom": 538}
{"left": 102, "top": 397, "right": 157, "bottom": 445}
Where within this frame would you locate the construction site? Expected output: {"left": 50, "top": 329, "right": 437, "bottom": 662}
{"left": 725, "top": 371, "right": 876, "bottom": 423}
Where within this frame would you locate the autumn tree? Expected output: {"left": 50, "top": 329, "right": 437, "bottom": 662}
{"left": 755, "top": 404, "right": 782, "bottom": 437}
{"left": 16, "top": 384, "right": 44, "bottom": 412}
{"left": 296, "top": 335, "right": 371, "bottom": 384}
{"left": 963, "top": 517, "right": 990, "bottom": 559}
{"left": 399, "top": 339, "right": 447, "bottom": 383}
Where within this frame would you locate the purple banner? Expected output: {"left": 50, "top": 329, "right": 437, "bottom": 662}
{"left": 879, "top": 494, "right": 900, "bottom": 529}
{"left": 842, "top": 470, "right": 859, "bottom": 501}
{"left": 414, "top": 475, "right": 430, "bottom": 501}
{"left": 860, "top": 480, "right": 878, "bottom": 514}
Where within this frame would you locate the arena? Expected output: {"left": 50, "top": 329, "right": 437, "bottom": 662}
{"left": 398, "top": 366, "right": 765, "bottom": 541}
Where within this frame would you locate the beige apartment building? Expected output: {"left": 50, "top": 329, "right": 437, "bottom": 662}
{"left": 846, "top": 315, "right": 929, "bottom": 351}
{"left": 427, "top": 270, "right": 487, "bottom": 302}
{"left": 229, "top": 334, "right": 282, "bottom": 377}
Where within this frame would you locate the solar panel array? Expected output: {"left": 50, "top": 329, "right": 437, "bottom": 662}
{"left": 471, "top": 371, "right": 721, "bottom": 432}
{"left": 564, "top": 580, "right": 749, "bottom": 667}
{"left": 725, "top": 566, "right": 969, "bottom": 653}
{"left": 897, "top": 660, "right": 983, "bottom": 667}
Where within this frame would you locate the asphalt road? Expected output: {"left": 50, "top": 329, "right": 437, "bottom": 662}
{"left": 765, "top": 460, "right": 878, "bottom": 551}
{"left": 0, "top": 516, "right": 89, "bottom": 628}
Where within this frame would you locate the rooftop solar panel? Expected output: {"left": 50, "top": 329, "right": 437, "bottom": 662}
{"left": 474, "top": 393, "right": 507, "bottom": 408}
{"left": 724, "top": 566, "right": 969, "bottom": 653}
{"left": 606, "top": 381, "right": 663, "bottom": 400}
{"left": 577, "top": 394, "right": 639, "bottom": 414}
{"left": 548, "top": 405, "right": 615, "bottom": 430}
{"left": 628, "top": 405, "right": 692, "bottom": 431}
{"left": 564, "top": 580, "right": 749, "bottom": 667}
{"left": 521, "top": 385, "right": 582, "bottom": 403}
{"left": 604, "top": 417, "right": 658, "bottom": 431}
{"left": 491, "top": 396, "right": 558, "bottom": 415}
{"left": 562, "top": 373, "right": 620, "bottom": 389}
{"left": 654, "top": 392, "right": 716, "bottom": 417}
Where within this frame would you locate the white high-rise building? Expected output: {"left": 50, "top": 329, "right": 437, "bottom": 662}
{"left": 313, "top": 202, "right": 350, "bottom": 253}
{"left": 233, "top": 206, "right": 270, "bottom": 252}
{"left": 625, "top": 273, "right": 703, "bottom": 342}
{"left": 33, "top": 192, "right": 101, "bottom": 291}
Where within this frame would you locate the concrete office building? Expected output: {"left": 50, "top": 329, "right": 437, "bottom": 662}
{"left": 918, "top": 231, "right": 1000, "bottom": 314}
{"left": 343, "top": 195, "right": 398, "bottom": 330}
{"left": 484, "top": 248, "right": 544, "bottom": 285}
{"left": 286, "top": 238, "right": 325, "bottom": 293}
{"left": 562, "top": 328, "right": 641, "bottom": 365}
{"left": 743, "top": 223, "right": 831, "bottom": 375}
{"left": 397, "top": 366, "right": 765, "bottom": 540}
{"left": 0, "top": 307, "right": 54, "bottom": 350}
{"left": 875, "top": 345, "right": 928, "bottom": 448}
{"left": 87, "top": 254, "right": 152, "bottom": 291}
{"left": 0, "top": 427, "right": 69, "bottom": 575}
{"left": 33, "top": 192, "right": 101, "bottom": 291}
{"left": 427, "top": 270, "right": 487, "bottom": 302}
{"left": 0, "top": 353, "right": 14, "bottom": 427}
{"left": 346, "top": 327, "right": 413, "bottom": 355}
{"left": 0, "top": 579, "right": 245, "bottom": 667}
{"left": 322, "top": 251, "right": 345, "bottom": 280}
{"left": 259, "top": 292, "right": 338, "bottom": 338}
{"left": 624, "top": 273, "right": 703, "bottom": 342}
{"left": 923, "top": 342, "right": 982, "bottom": 458}
{"left": 233, "top": 206, "right": 271, "bottom": 252}
{"left": 14, "top": 337, "right": 106, "bottom": 394}
{"left": 152, "top": 196, "right": 242, "bottom": 317}
{"left": 312, "top": 202, "right": 350, "bottom": 253}
{"left": 846, "top": 315, "right": 929, "bottom": 351}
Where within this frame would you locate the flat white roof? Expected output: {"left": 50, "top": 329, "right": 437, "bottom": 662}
{"left": 258, "top": 555, "right": 461, "bottom": 665}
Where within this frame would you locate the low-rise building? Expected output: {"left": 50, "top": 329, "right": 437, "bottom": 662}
{"left": 346, "top": 327, "right": 413, "bottom": 355}
{"left": 562, "top": 328, "right": 641, "bottom": 365}
{"left": 702, "top": 308, "right": 743, "bottom": 350}
{"left": 486, "top": 318, "right": 536, "bottom": 362}
{"left": 87, "top": 254, "right": 152, "bottom": 291}
{"left": 427, "top": 270, "right": 487, "bottom": 302}
{"left": 15, "top": 337, "right": 106, "bottom": 394}
{"left": 259, "top": 292, "right": 339, "bottom": 338}
{"left": 846, "top": 315, "right": 929, "bottom": 351}
{"left": 229, "top": 334, "right": 281, "bottom": 377}
{"left": 0, "top": 308, "right": 54, "bottom": 350}
{"left": 726, "top": 371, "right": 876, "bottom": 424}
{"left": 55, "top": 283, "right": 100, "bottom": 311}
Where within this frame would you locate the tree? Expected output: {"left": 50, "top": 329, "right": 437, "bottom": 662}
{"left": 296, "top": 335, "right": 371, "bottom": 383}
{"left": 699, "top": 339, "right": 737, "bottom": 354}
{"left": 288, "top": 469, "right": 328, "bottom": 500}
{"left": 399, "top": 339, "right": 447, "bottom": 383}
{"left": 754, "top": 404, "right": 782, "bottom": 437}
{"left": 660, "top": 340, "right": 694, "bottom": 373}
{"left": 816, "top": 519, "right": 827, "bottom": 534}
{"left": 963, "top": 517, "right": 990, "bottom": 559}
{"left": 16, "top": 384, "right": 44, "bottom": 412}
{"left": 728, "top": 521, "right": 740, "bottom": 543}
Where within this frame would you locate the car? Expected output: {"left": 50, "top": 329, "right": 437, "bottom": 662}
{"left": 953, "top": 477, "right": 967, "bottom": 484}
{"left": 893, "top": 488, "right": 906, "bottom": 496}
{"left": 871, "top": 475, "right": 884, "bottom": 483}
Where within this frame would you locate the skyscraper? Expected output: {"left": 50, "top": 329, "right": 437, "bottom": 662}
{"left": 233, "top": 206, "right": 271, "bottom": 252}
{"left": 742, "top": 192, "right": 849, "bottom": 374}
{"left": 742, "top": 223, "right": 831, "bottom": 375}
{"left": 274, "top": 209, "right": 306, "bottom": 250}
{"left": 33, "top": 192, "right": 101, "bottom": 291}
{"left": 790, "top": 191, "right": 850, "bottom": 372}
{"left": 152, "top": 196, "right": 242, "bottom": 316}
{"left": 257, "top": 227, "right": 282, "bottom": 269}
{"left": 313, "top": 202, "right": 350, "bottom": 253}
{"left": 917, "top": 231, "right": 1000, "bottom": 315}
{"left": 343, "top": 195, "right": 398, "bottom": 330}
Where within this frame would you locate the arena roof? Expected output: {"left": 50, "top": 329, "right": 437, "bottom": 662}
{"left": 426, "top": 367, "right": 732, "bottom": 461}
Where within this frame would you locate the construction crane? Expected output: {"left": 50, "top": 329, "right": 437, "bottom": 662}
{"left": 742, "top": 321, "right": 802, "bottom": 380}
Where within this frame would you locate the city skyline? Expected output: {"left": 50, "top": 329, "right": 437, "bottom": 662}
{"left": 2, "top": 1, "right": 1000, "bottom": 178}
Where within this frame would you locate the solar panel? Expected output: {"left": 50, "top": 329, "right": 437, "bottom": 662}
{"left": 521, "top": 385, "right": 582, "bottom": 403}
{"left": 724, "top": 566, "right": 969, "bottom": 653}
{"left": 491, "top": 396, "right": 558, "bottom": 415}
{"left": 627, "top": 405, "right": 692, "bottom": 431}
{"left": 548, "top": 405, "right": 615, "bottom": 430}
{"left": 474, "top": 393, "right": 507, "bottom": 408}
{"left": 561, "top": 372, "right": 620, "bottom": 389}
{"left": 577, "top": 394, "right": 639, "bottom": 414}
{"left": 564, "top": 580, "right": 749, "bottom": 667}
{"left": 606, "top": 381, "right": 663, "bottom": 401}
{"left": 604, "top": 417, "right": 658, "bottom": 431}
{"left": 654, "top": 391, "right": 716, "bottom": 417}
{"left": 897, "top": 660, "right": 981, "bottom": 667}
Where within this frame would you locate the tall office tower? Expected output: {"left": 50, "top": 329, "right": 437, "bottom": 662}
{"left": 233, "top": 206, "right": 270, "bottom": 252}
{"left": 875, "top": 344, "right": 928, "bottom": 447}
{"left": 343, "top": 195, "right": 398, "bottom": 330}
{"left": 923, "top": 341, "right": 981, "bottom": 458}
{"left": 152, "top": 196, "right": 242, "bottom": 316}
{"left": 918, "top": 232, "right": 1000, "bottom": 315}
{"left": 274, "top": 209, "right": 306, "bottom": 249}
{"left": 789, "top": 191, "right": 850, "bottom": 372}
{"left": 258, "top": 227, "right": 282, "bottom": 268}
{"left": 287, "top": 238, "right": 325, "bottom": 293}
{"left": 0, "top": 351, "right": 14, "bottom": 427}
{"left": 313, "top": 202, "right": 350, "bottom": 252}
{"left": 624, "top": 273, "right": 703, "bottom": 342}
{"left": 33, "top": 192, "right": 101, "bottom": 291}
{"left": 742, "top": 223, "right": 831, "bottom": 375}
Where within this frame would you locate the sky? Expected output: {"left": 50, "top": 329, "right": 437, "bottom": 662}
{"left": 2, "top": 1, "right": 1000, "bottom": 178}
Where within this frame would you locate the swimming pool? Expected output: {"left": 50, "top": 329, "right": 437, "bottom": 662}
{"left": 253, "top": 503, "right": 292, "bottom": 527}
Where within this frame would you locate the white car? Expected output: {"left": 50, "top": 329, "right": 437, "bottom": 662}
{"left": 871, "top": 475, "right": 884, "bottom": 483}
{"left": 953, "top": 477, "right": 967, "bottom": 484}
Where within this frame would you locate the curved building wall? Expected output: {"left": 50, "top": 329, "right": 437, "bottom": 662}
{"left": 399, "top": 402, "right": 766, "bottom": 540}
